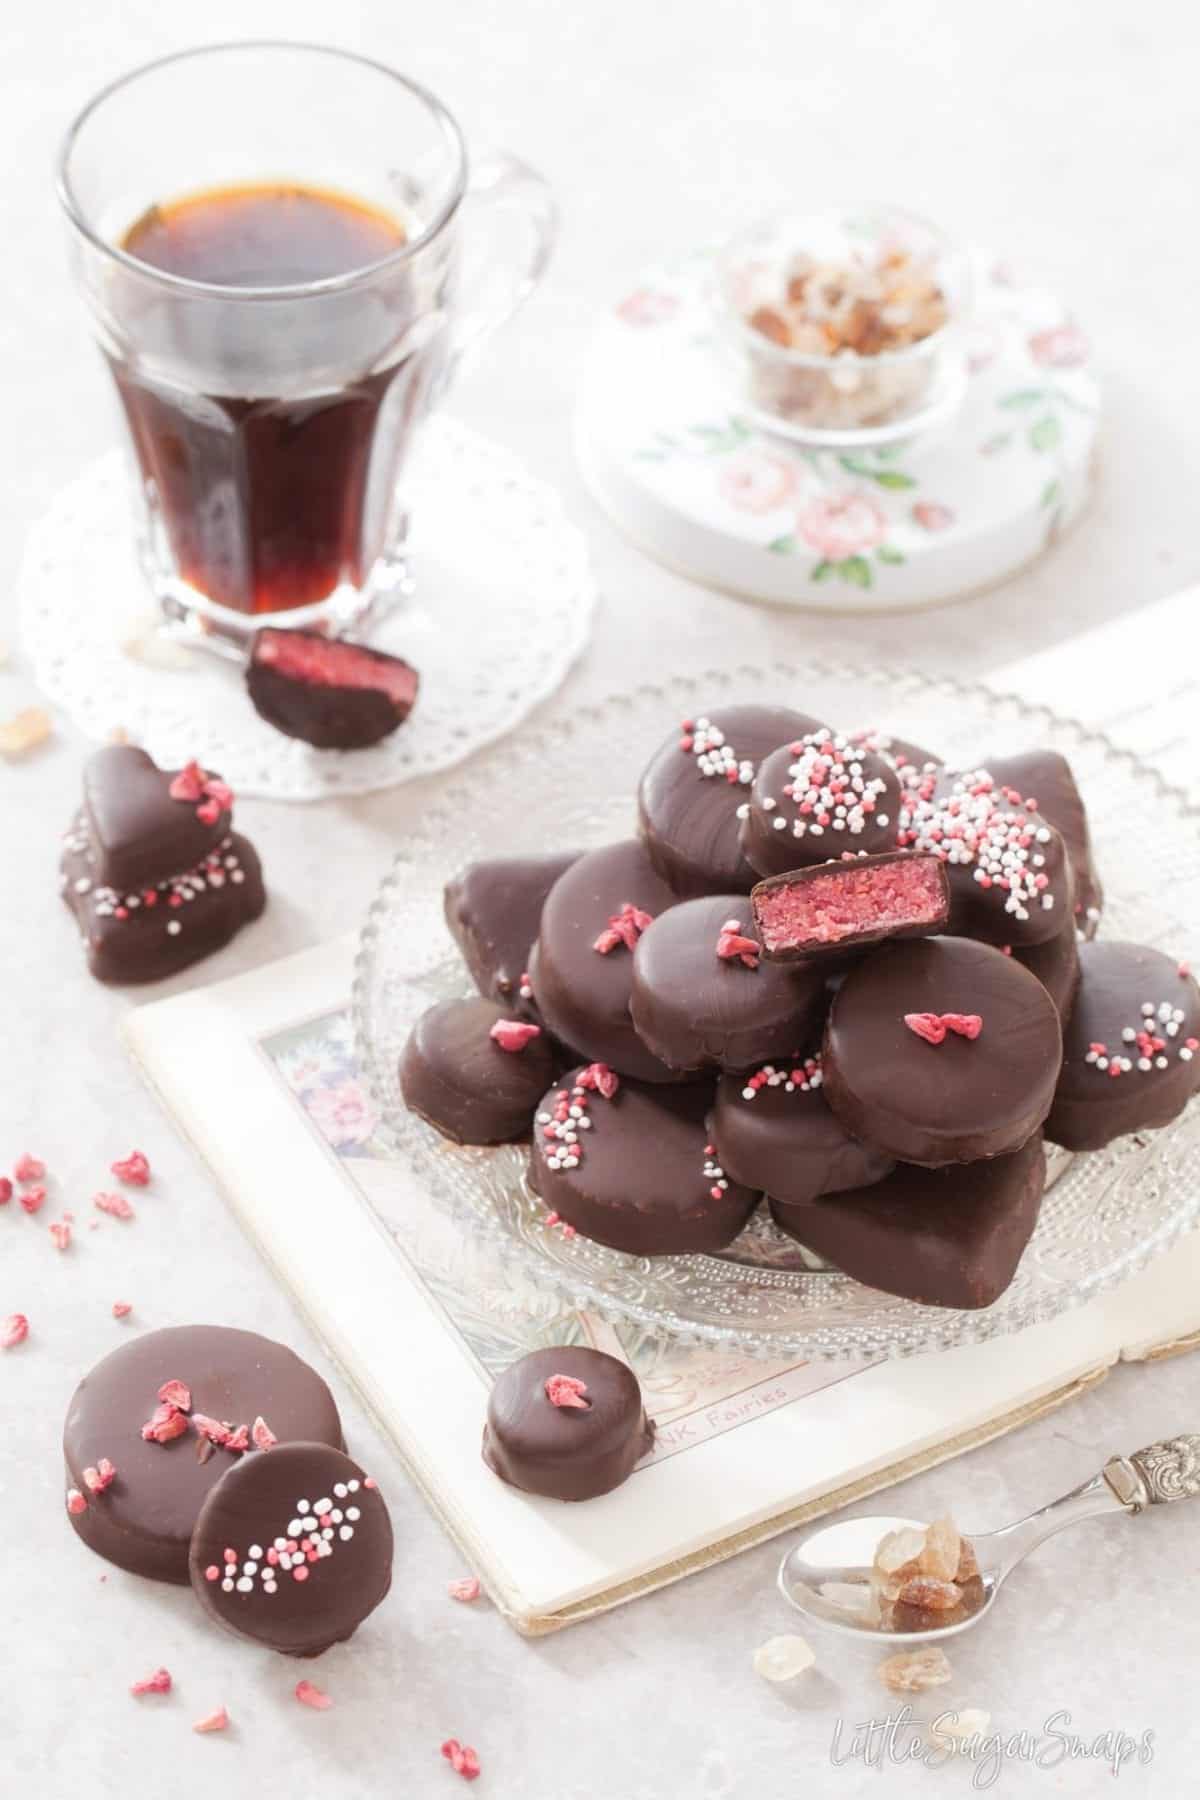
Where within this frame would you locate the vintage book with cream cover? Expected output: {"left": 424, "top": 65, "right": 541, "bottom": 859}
{"left": 123, "top": 593, "right": 1200, "bottom": 1633}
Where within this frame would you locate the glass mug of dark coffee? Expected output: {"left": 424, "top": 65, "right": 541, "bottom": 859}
{"left": 57, "top": 42, "right": 556, "bottom": 642}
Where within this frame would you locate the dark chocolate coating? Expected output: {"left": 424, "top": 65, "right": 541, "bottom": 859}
{"left": 739, "top": 732, "right": 903, "bottom": 877}
{"left": 60, "top": 815, "right": 265, "bottom": 985}
{"left": 529, "top": 839, "right": 686, "bottom": 1083}
{"left": 482, "top": 1347, "right": 655, "bottom": 1501}
{"left": 901, "top": 767, "right": 1073, "bottom": 947}
{"left": 400, "top": 996, "right": 558, "bottom": 1144}
{"left": 444, "top": 852, "right": 580, "bottom": 1012}
{"left": 189, "top": 1442, "right": 392, "bottom": 1656}
{"left": 638, "top": 705, "right": 818, "bottom": 897}
{"left": 769, "top": 1135, "right": 1046, "bottom": 1310}
{"left": 528, "top": 1068, "right": 758, "bottom": 1255}
{"left": 822, "top": 937, "right": 1062, "bottom": 1165}
{"left": 1045, "top": 942, "right": 1200, "bottom": 1151}
{"left": 751, "top": 852, "right": 949, "bottom": 960}
{"left": 63, "top": 1326, "right": 343, "bottom": 1583}
{"left": 630, "top": 894, "right": 826, "bottom": 1072}
{"left": 83, "top": 745, "right": 232, "bottom": 891}
{"left": 983, "top": 750, "right": 1103, "bottom": 937}
{"left": 709, "top": 1066, "right": 895, "bottom": 1205}
{"left": 1011, "top": 913, "right": 1081, "bottom": 1022}
{"left": 246, "top": 628, "right": 419, "bottom": 749}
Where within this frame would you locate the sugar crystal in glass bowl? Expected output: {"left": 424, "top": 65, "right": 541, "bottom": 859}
{"left": 715, "top": 206, "right": 973, "bottom": 448}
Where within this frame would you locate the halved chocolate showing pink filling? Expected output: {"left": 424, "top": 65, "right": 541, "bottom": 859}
{"left": 751, "top": 851, "right": 949, "bottom": 960}
{"left": 246, "top": 628, "right": 419, "bottom": 750}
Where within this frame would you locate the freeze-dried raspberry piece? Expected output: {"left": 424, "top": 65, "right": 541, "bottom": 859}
{"left": 14, "top": 1153, "right": 45, "bottom": 1183}
{"left": 544, "top": 1373, "right": 590, "bottom": 1409}
{"left": 94, "top": 1191, "right": 135, "bottom": 1221}
{"left": 19, "top": 1186, "right": 47, "bottom": 1215}
{"left": 295, "top": 1680, "right": 332, "bottom": 1710}
{"left": 130, "top": 1668, "right": 172, "bottom": 1696}
{"left": 447, "top": 1577, "right": 481, "bottom": 1603}
{"left": 192, "top": 1707, "right": 230, "bottom": 1734}
{"left": 1, "top": 1313, "right": 29, "bottom": 1348}
{"left": 141, "top": 1402, "right": 189, "bottom": 1444}
{"left": 440, "top": 1740, "right": 481, "bottom": 1781}
{"left": 157, "top": 1379, "right": 192, "bottom": 1412}
{"left": 251, "top": 1416, "right": 277, "bottom": 1451}
{"left": 112, "top": 1150, "right": 152, "bottom": 1186}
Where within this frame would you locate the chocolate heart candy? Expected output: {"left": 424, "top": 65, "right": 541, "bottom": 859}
{"left": 83, "top": 746, "right": 231, "bottom": 891}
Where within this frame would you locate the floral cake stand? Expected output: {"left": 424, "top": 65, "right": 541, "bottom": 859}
{"left": 574, "top": 250, "right": 1100, "bottom": 611}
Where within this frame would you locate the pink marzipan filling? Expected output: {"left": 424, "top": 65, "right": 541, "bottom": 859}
{"left": 255, "top": 632, "right": 416, "bottom": 706}
{"left": 756, "top": 859, "right": 944, "bottom": 951}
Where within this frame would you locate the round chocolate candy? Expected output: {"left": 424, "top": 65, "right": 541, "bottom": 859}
{"left": 750, "top": 852, "right": 949, "bottom": 961}
{"left": 822, "top": 936, "right": 1062, "bottom": 1165}
{"left": 630, "top": 894, "right": 826, "bottom": 1073}
{"left": 770, "top": 1134, "right": 1047, "bottom": 1310}
{"left": 981, "top": 749, "right": 1103, "bottom": 937}
{"left": 895, "top": 764, "right": 1072, "bottom": 947}
{"left": 528, "top": 839, "right": 685, "bottom": 1083}
{"left": 400, "top": 996, "right": 558, "bottom": 1144}
{"left": 444, "top": 851, "right": 581, "bottom": 1013}
{"left": 528, "top": 1067, "right": 758, "bottom": 1255}
{"left": 246, "top": 628, "right": 419, "bottom": 749}
{"left": 1010, "top": 913, "right": 1081, "bottom": 1022}
{"left": 637, "top": 705, "right": 818, "bottom": 897}
{"left": 708, "top": 1060, "right": 895, "bottom": 1206}
{"left": 739, "top": 728, "right": 903, "bottom": 877}
{"left": 1045, "top": 942, "right": 1200, "bottom": 1151}
{"left": 63, "top": 1326, "right": 343, "bottom": 1583}
{"left": 189, "top": 1442, "right": 392, "bottom": 1655}
{"left": 482, "top": 1347, "right": 655, "bottom": 1501}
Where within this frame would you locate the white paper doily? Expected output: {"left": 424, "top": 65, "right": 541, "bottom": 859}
{"left": 19, "top": 418, "right": 596, "bottom": 800}
{"left": 576, "top": 249, "right": 1100, "bottom": 610}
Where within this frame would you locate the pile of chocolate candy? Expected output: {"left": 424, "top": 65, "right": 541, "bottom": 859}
{"left": 401, "top": 704, "right": 1199, "bottom": 1311}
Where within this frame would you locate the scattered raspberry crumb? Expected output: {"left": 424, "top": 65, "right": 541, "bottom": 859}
{"left": 441, "top": 1740, "right": 481, "bottom": 1781}
{"left": 488, "top": 1018, "right": 542, "bottom": 1053}
{"left": 192, "top": 1707, "right": 230, "bottom": 1735}
{"left": 1, "top": 1313, "right": 29, "bottom": 1349}
{"left": 251, "top": 1415, "right": 277, "bottom": 1451}
{"left": 94, "top": 1191, "right": 135, "bottom": 1221}
{"left": 294, "top": 1680, "right": 332, "bottom": 1711}
{"left": 14, "top": 1153, "right": 45, "bottom": 1183}
{"left": 84, "top": 1459, "right": 117, "bottom": 1493}
{"left": 193, "top": 1414, "right": 233, "bottom": 1447}
{"left": 157, "top": 1379, "right": 192, "bottom": 1412}
{"left": 49, "top": 1221, "right": 72, "bottom": 1252}
{"left": 130, "top": 1668, "right": 172, "bottom": 1696}
{"left": 141, "top": 1402, "right": 189, "bottom": 1443}
{"left": 544, "top": 1373, "right": 590, "bottom": 1409}
{"left": 67, "top": 1488, "right": 87, "bottom": 1515}
{"left": 0, "top": 1177, "right": 11, "bottom": 1204}
{"left": 447, "top": 1577, "right": 481, "bottom": 1603}
{"left": 112, "top": 1301, "right": 133, "bottom": 1319}
{"left": 224, "top": 1423, "right": 250, "bottom": 1453}
{"left": 111, "top": 1150, "right": 152, "bottom": 1186}
{"left": 20, "top": 1186, "right": 47, "bottom": 1215}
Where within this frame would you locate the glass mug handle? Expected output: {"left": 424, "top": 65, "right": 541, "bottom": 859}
{"left": 443, "top": 150, "right": 558, "bottom": 374}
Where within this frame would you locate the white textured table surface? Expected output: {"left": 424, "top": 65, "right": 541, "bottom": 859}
{"left": 3, "top": 4, "right": 1199, "bottom": 1796}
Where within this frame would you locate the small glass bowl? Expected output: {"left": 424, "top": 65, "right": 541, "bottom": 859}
{"left": 715, "top": 205, "right": 972, "bottom": 448}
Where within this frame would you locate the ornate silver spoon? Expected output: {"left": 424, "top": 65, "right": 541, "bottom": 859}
{"left": 778, "top": 1434, "right": 1199, "bottom": 1643}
